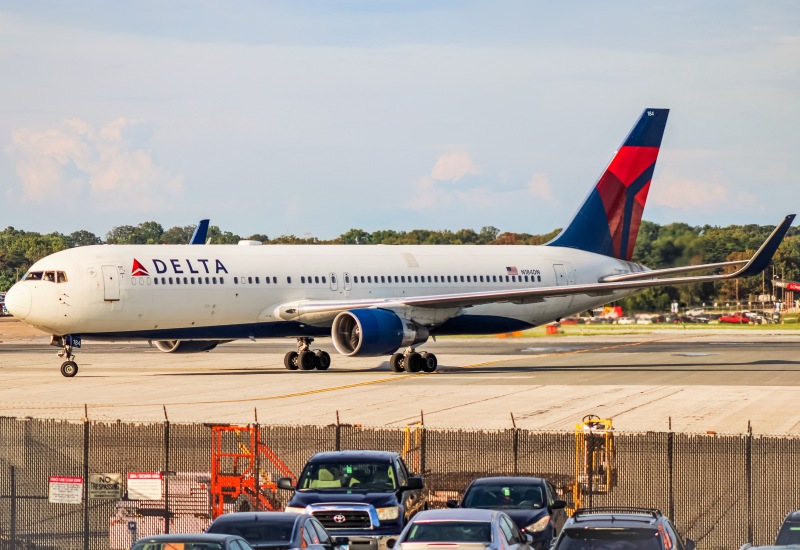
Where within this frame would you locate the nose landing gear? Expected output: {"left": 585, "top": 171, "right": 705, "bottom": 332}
{"left": 51, "top": 335, "right": 81, "bottom": 377}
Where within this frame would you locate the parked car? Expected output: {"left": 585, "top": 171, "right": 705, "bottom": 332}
{"left": 447, "top": 476, "right": 567, "bottom": 550}
{"left": 551, "top": 507, "right": 695, "bottom": 550}
{"left": 130, "top": 533, "right": 255, "bottom": 550}
{"left": 776, "top": 510, "right": 800, "bottom": 545}
{"left": 207, "top": 511, "right": 348, "bottom": 550}
{"left": 719, "top": 312, "right": 750, "bottom": 324}
{"left": 277, "top": 450, "right": 425, "bottom": 550}
{"left": 388, "top": 508, "right": 533, "bottom": 550}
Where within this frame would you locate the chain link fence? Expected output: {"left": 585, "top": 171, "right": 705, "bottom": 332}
{"left": 1, "top": 416, "right": 799, "bottom": 549}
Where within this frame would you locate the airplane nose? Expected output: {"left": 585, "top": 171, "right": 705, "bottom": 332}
{"left": 5, "top": 284, "right": 31, "bottom": 319}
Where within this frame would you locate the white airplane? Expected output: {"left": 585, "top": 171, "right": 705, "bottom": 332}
{"left": 4, "top": 108, "right": 794, "bottom": 377}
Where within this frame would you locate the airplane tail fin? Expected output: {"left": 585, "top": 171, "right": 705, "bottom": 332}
{"left": 546, "top": 108, "right": 669, "bottom": 261}
{"left": 190, "top": 219, "right": 210, "bottom": 245}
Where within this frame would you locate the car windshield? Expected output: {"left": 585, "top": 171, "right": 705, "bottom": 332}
{"left": 298, "top": 462, "right": 396, "bottom": 492}
{"left": 462, "top": 484, "right": 545, "bottom": 509}
{"left": 207, "top": 520, "right": 294, "bottom": 543}
{"left": 131, "top": 542, "right": 224, "bottom": 550}
{"left": 557, "top": 529, "right": 662, "bottom": 550}
{"left": 405, "top": 521, "right": 492, "bottom": 543}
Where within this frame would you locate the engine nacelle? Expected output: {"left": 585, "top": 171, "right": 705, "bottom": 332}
{"left": 332, "top": 309, "right": 429, "bottom": 357}
{"left": 152, "top": 340, "right": 221, "bottom": 353}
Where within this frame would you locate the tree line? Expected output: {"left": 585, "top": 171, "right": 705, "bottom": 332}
{"left": 1, "top": 220, "right": 798, "bottom": 313}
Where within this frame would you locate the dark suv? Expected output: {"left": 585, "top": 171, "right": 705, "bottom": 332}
{"left": 277, "top": 451, "right": 425, "bottom": 550}
{"left": 447, "top": 476, "right": 567, "bottom": 550}
{"left": 776, "top": 510, "right": 800, "bottom": 545}
{"left": 552, "top": 507, "right": 696, "bottom": 550}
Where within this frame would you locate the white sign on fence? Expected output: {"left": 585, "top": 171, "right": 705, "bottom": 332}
{"left": 127, "top": 472, "right": 162, "bottom": 500}
{"left": 48, "top": 476, "right": 83, "bottom": 504}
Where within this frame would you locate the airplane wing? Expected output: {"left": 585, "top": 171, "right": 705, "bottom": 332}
{"left": 276, "top": 215, "right": 794, "bottom": 321}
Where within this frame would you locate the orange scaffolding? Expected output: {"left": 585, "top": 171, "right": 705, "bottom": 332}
{"left": 210, "top": 425, "right": 296, "bottom": 518}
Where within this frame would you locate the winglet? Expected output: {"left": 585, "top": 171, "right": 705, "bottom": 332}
{"left": 730, "top": 214, "right": 795, "bottom": 278}
{"left": 190, "top": 219, "right": 210, "bottom": 245}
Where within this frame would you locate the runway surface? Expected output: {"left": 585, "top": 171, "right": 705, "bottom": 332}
{"left": 2, "top": 319, "right": 800, "bottom": 433}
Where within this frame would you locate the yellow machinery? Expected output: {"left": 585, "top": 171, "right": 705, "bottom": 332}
{"left": 571, "top": 415, "right": 616, "bottom": 510}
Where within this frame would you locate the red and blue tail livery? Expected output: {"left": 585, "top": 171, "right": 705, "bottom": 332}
{"left": 548, "top": 108, "right": 669, "bottom": 261}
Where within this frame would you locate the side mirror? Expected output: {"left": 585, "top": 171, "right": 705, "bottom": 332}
{"left": 445, "top": 499, "right": 459, "bottom": 508}
{"left": 386, "top": 539, "right": 397, "bottom": 549}
{"left": 525, "top": 533, "right": 534, "bottom": 544}
{"left": 402, "top": 477, "right": 424, "bottom": 490}
{"left": 552, "top": 499, "right": 567, "bottom": 510}
{"left": 277, "top": 477, "right": 295, "bottom": 490}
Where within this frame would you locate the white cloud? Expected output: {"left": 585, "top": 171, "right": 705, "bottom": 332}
{"left": 649, "top": 175, "right": 729, "bottom": 210}
{"left": 430, "top": 152, "right": 478, "bottom": 182}
{"left": 526, "top": 172, "right": 556, "bottom": 202}
{"left": 6, "top": 118, "right": 183, "bottom": 210}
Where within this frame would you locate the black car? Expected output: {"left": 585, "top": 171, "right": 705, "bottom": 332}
{"left": 447, "top": 476, "right": 567, "bottom": 550}
{"left": 207, "top": 511, "right": 348, "bottom": 550}
{"left": 552, "top": 507, "right": 695, "bottom": 550}
{"left": 776, "top": 510, "right": 800, "bottom": 545}
{"left": 130, "top": 533, "right": 254, "bottom": 549}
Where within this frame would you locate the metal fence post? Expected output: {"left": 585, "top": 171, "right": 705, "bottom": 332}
{"left": 10, "top": 465, "right": 16, "bottom": 549}
{"left": 420, "top": 411, "right": 427, "bottom": 476}
{"left": 511, "top": 413, "right": 519, "bottom": 476}
{"left": 83, "top": 405, "right": 90, "bottom": 550}
{"left": 254, "top": 408, "right": 261, "bottom": 512}
{"left": 747, "top": 422, "right": 753, "bottom": 544}
{"left": 164, "top": 406, "right": 171, "bottom": 534}
{"left": 335, "top": 411, "right": 341, "bottom": 451}
{"left": 668, "top": 420, "right": 675, "bottom": 521}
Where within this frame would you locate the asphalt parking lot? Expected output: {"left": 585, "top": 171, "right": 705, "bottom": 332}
{"left": 3, "top": 319, "right": 800, "bottom": 433}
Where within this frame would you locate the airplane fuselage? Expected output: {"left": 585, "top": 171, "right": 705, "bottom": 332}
{"left": 13, "top": 243, "right": 642, "bottom": 340}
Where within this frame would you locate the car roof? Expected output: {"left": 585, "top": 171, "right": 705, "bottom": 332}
{"left": 211, "top": 512, "right": 302, "bottom": 524}
{"left": 468, "top": 476, "right": 546, "bottom": 486}
{"left": 135, "top": 533, "right": 245, "bottom": 542}
{"left": 566, "top": 507, "right": 663, "bottom": 528}
{"left": 309, "top": 450, "right": 398, "bottom": 462}
{"left": 413, "top": 508, "right": 499, "bottom": 521}
{"left": 785, "top": 510, "right": 800, "bottom": 523}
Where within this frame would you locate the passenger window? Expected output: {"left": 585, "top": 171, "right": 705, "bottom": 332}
{"left": 212, "top": 277, "right": 217, "bottom": 284}
{"left": 255, "top": 277, "right": 260, "bottom": 284}
{"left": 322, "top": 276, "right": 326, "bottom": 284}
{"left": 234, "top": 277, "right": 239, "bottom": 284}
{"left": 248, "top": 277, "right": 253, "bottom": 284}
{"left": 499, "top": 516, "right": 515, "bottom": 544}
{"left": 460, "top": 275, "right": 464, "bottom": 282}
{"left": 287, "top": 277, "right": 292, "bottom": 284}
{"left": 205, "top": 277, "right": 210, "bottom": 284}
{"left": 176, "top": 278, "right": 181, "bottom": 285}
{"left": 301, "top": 276, "right": 306, "bottom": 284}
{"left": 381, "top": 276, "right": 385, "bottom": 283}
{"left": 183, "top": 277, "right": 188, "bottom": 284}
{"left": 273, "top": 277, "right": 277, "bottom": 284}
{"left": 434, "top": 276, "right": 438, "bottom": 282}
{"left": 154, "top": 278, "right": 159, "bottom": 285}
{"left": 315, "top": 276, "right": 320, "bottom": 284}
{"left": 169, "top": 277, "right": 174, "bottom": 284}
{"left": 219, "top": 277, "right": 224, "bottom": 284}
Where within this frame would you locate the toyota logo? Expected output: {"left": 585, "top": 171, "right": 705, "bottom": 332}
{"left": 333, "top": 514, "right": 347, "bottom": 523}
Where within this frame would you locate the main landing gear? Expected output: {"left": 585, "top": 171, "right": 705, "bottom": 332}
{"left": 389, "top": 348, "right": 438, "bottom": 374}
{"left": 51, "top": 335, "right": 79, "bottom": 377}
{"left": 283, "top": 338, "right": 331, "bottom": 371}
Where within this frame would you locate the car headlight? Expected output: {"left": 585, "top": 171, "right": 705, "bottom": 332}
{"left": 286, "top": 506, "right": 307, "bottom": 514}
{"left": 376, "top": 506, "right": 401, "bottom": 520}
{"left": 525, "top": 516, "right": 550, "bottom": 533}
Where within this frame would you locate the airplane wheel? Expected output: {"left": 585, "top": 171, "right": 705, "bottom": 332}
{"left": 407, "top": 352, "right": 422, "bottom": 373}
{"left": 421, "top": 352, "right": 437, "bottom": 372}
{"left": 60, "top": 361, "right": 78, "bottom": 377}
{"left": 315, "top": 350, "right": 331, "bottom": 370}
{"left": 299, "top": 350, "right": 316, "bottom": 370}
{"left": 390, "top": 353, "right": 404, "bottom": 373}
{"left": 284, "top": 351, "right": 299, "bottom": 370}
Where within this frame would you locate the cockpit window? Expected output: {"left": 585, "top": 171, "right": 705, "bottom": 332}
{"left": 24, "top": 271, "right": 67, "bottom": 283}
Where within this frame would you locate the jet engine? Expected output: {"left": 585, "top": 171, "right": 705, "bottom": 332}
{"left": 152, "top": 340, "right": 221, "bottom": 353}
{"left": 331, "top": 309, "right": 429, "bottom": 357}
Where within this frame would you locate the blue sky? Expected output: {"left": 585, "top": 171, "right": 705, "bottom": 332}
{"left": 1, "top": 1, "right": 798, "bottom": 239}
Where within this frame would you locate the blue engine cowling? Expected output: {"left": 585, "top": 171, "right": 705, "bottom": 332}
{"left": 332, "top": 309, "right": 429, "bottom": 357}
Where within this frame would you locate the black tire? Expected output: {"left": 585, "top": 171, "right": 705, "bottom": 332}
{"left": 299, "top": 350, "right": 316, "bottom": 370}
{"left": 421, "top": 352, "right": 437, "bottom": 372}
{"left": 390, "top": 353, "right": 404, "bottom": 373}
{"left": 60, "top": 361, "right": 78, "bottom": 377}
{"left": 315, "top": 350, "right": 331, "bottom": 370}
{"left": 407, "top": 352, "right": 422, "bottom": 373}
{"left": 284, "top": 351, "right": 299, "bottom": 370}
